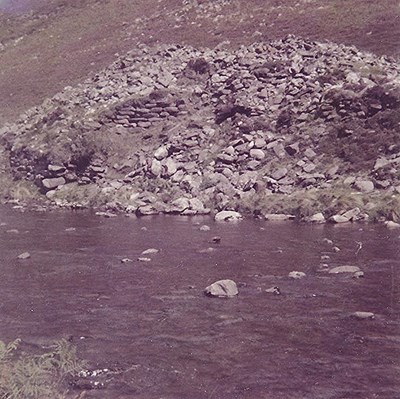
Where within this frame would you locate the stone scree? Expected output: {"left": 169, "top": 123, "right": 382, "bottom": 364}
{"left": 1, "top": 35, "right": 399, "bottom": 217}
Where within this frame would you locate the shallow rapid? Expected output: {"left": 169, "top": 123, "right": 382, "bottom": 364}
{"left": 0, "top": 206, "right": 399, "bottom": 398}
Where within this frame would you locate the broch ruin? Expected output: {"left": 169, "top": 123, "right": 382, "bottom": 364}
{"left": 0, "top": 35, "right": 399, "bottom": 223}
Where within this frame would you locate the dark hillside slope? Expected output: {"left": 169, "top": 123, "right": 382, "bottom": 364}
{"left": 0, "top": 0, "right": 399, "bottom": 124}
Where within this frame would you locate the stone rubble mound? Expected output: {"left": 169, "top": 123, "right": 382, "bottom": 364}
{"left": 1, "top": 35, "right": 399, "bottom": 217}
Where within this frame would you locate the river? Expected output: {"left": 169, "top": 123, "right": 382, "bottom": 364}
{"left": 0, "top": 206, "right": 399, "bottom": 398}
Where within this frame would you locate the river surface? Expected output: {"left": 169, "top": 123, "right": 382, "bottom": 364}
{"left": 0, "top": 206, "right": 399, "bottom": 399}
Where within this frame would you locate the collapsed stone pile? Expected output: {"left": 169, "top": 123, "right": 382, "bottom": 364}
{"left": 1, "top": 35, "right": 399, "bottom": 219}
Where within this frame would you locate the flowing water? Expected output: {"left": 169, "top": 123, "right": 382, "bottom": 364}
{"left": 0, "top": 206, "right": 399, "bottom": 398}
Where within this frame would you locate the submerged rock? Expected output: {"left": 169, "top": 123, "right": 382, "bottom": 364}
{"left": 17, "top": 252, "right": 31, "bottom": 260}
{"left": 198, "top": 247, "right": 216, "bottom": 254}
{"left": 204, "top": 279, "right": 238, "bottom": 298}
{"left": 288, "top": 271, "right": 306, "bottom": 279}
{"left": 329, "top": 265, "right": 361, "bottom": 274}
{"left": 95, "top": 211, "right": 117, "bottom": 218}
{"left": 265, "top": 286, "right": 281, "bottom": 295}
{"left": 121, "top": 258, "right": 133, "bottom": 263}
{"left": 141, "top": 248, "right": 159, "bottom": 255}
{"left": 351, "top": 311, "right": 375, "bottom": 320}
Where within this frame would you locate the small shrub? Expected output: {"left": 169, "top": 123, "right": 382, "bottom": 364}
{"left": 0, "top": 338, "right": 86, "bottom": 399}
{"left": 0, "top": 175, "right": 40, "bottom": 203}
{"left": 366, "top": 194, "right": 400, "bottom": 222}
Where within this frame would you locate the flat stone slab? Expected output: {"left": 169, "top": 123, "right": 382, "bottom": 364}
{"left": 329, "top": 265, "right": 361, "bottom": 274}
{"left": 351, "top": 311, "right": 375, "bottom": 320}
{"left": 330, "top": 214, "right": 350, "bottom": 223}
{"left": 17, "top": 252, "right": 31, "bottom": 260}
{"left": 264, "top": 213, "right": 295, "bottom": 221}
{"left": 141, "top": 248, "right": 159, "bottom": 255}
{"left": 198, "top": 247, "right": 215, "bottom": 254}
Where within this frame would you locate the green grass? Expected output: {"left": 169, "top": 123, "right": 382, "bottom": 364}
{"left": 0, "top": 338, "right": 86, "bottom": 399}
{"left": 0, "top": 174, "right": 40, "bottom": 203}
{"left": 228, "top": 184, "right": 400, "bottom": 222}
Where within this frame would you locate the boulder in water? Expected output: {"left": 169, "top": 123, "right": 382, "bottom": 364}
{"left": 141, "top": 248, "right": 159, "bottom": 255}
{"left": 214, "top": 211, "right": 243, "bottom": 222}
{"left": 329, "top": 265, "right": 361, "bottom": 274}
{"left": 204, "top": 279, "right": 238, "bottom": 298}
{"left": 17, "top": 252, "right": 31, "bottom": 260}
{"left": 351, "top": 311, "right": 375, "bottom": 320}
{"left": 288, "top": 271, "right": 306, "bottom": 279}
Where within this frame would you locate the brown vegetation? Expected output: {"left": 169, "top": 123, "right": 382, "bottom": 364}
{"left": 0, "top": 0, "right": 399, "bottom": 124}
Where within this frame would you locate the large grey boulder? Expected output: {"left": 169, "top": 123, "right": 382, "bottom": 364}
{"left": 385, "top": 221, "right": 400, "bottom": 229}
{"left": 329, "top": 214, "right": 350, "bottom": 223}
{"left": 150, "top": 159, "right": 162, "bottom": 176}
{"left": 170, "top": 197, "right": 190, "bottom": 213}
{"left": 249, "top": 149, "right": 265, "bottom": 160}
{"left": 354, "top": 180, "right": 374, "bottom": 193}
{"left": 305, "top": 212, "right": 326, "bottom": 224}
{"left": 214, "top": 210, "right": 243, "bottom": 222}
{"left": 154, "top": 146, "right": 169, "bottom": 160}
{"left": 42, "top": 177, "right": 66, "bottom": 190}
{"left": 205, "top": 279, "right": 238, "bottom": 298}
{"left": 271, "top": 167, "right": 288, "bottom": 180}
{"left": 341, "top": 207, "right": 361, "bottom": 221}
{"left": 162, "top": 158, "right": 178, "bottom": 177}
{"left": 189, "top": 198, "right": 208, "bottom": 214}
{"left": 47, "top": 164, "right": 66, "bottom": 174}
{"left": 136, "top": 204, "right": 160, "bottom": 216}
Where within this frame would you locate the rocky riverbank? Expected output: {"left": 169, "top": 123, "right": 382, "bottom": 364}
{"left": 0, "top": 35, "right": 399, "bottom": 223}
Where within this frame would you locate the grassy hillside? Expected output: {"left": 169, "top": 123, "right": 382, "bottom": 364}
{"left": 0, "top": 0, "right": 399, "bottom": 124}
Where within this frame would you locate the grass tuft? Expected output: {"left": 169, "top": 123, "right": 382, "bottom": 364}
{"left": 0, "top": 338, "right": 86, "bottom": 399}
